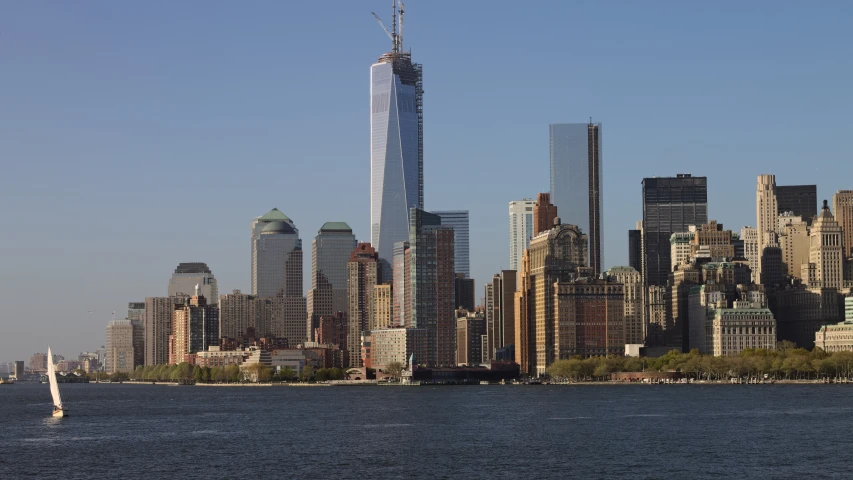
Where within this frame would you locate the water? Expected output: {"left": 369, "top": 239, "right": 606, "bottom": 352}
{"left": 1, "top": 382, "right": 850, "bottom": 479}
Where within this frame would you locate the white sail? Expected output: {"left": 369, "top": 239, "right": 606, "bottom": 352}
{"left": 47, "top": 347, "right": 62, "bottom": 408}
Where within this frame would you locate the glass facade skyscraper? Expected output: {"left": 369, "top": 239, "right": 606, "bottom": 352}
{"left": 549, "top": 122, "right": 603, "bottom": 274}
{"left": 370, "top": 47, "right": 423, "bottom": 270}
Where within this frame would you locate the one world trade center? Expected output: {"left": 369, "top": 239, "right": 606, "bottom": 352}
{"left": 370, "top": 1, "right": 423, "bottom": 273}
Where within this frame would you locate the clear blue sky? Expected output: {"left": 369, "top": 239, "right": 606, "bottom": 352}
{"left": 2, "top": 1, "right": 852, "bottom": 362}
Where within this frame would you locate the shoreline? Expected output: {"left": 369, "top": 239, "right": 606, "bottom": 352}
{"left": 102, "top": 379, "right": 851, "bottom": 387}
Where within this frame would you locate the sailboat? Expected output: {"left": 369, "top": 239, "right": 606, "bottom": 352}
{"left": 47, "top": 347, "right": 67, "bottom": 418}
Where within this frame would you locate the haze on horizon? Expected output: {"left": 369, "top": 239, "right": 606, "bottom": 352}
{"left": 1, "top": 1, "right": 851, "bottom": 361}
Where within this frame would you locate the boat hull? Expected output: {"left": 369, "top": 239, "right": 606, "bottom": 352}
{"left": 52, "top": 409, "right": 66, "bottom": 418}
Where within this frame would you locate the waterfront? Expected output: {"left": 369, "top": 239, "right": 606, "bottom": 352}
{"left": 1, "top": 382, "right": 851, "bottom": 479}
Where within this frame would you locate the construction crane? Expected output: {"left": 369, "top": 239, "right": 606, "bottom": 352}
{"left": 371, "top": 0, "right": 404, "bottom": 53}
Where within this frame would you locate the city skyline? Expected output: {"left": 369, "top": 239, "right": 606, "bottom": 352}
{"left": 3, "top": 1, "right": 853, "bottom": 361}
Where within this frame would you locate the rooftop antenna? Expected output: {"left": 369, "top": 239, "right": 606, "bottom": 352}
{"left": 399, "top": 2, "right": 405, "bottom": 52}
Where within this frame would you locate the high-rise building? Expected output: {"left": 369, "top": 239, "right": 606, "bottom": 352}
{"left": 607, "top": 266, "right": 644, "bottom": 345}
{"left": 169, "top": 288, "right": 219, "bottom": 365}
{"left": 347, "top": 243, "right": 380, "bottom": 367}
{"left": 106, "top": 319, "right": 139, "bottom": 374}
{"left": 431, "top": 211, "right": 470, "bottom": 278}
{"left": 392, "top": 241, "right": 410, "bottom": 327}
{"left": 29, "top": 353, "right": 48, "bottom": 373}
{"left": 776, "top": 185, "right": 817, "bottom": 224}
{"left": 251, "top": 208, "right": 297, "bottom": 294}
{"left": 778, "top": 214, "right": 810, "bottom": 280}
{"left": 486, "top": 270, "right": 518, "bottom": 362}
{"left": 219, "top": 290, "right": 275, "bottom": 339}
{"left": 144, "top": 295, "right": 188, "bottom": 365}
{"left": 370, "top": 3, "right": 423, "bottom": 270}
{"left": 642, "top": 174, "right": 708, "bottom": 287}
{"left": 833, "top": 190, "right": 853, "bottom": 257}
{"left": 307, "top": 222, "right": 357, "bottom": 340}
{"left": 409, "top": 208, "right": 456, "bottom": 366}
{"left": 250, "top": 211, "right": 306, "bottom": 345}
{"left": 554, "top": 278, "right": 624, "bottom": 358}
{"left": 454, "top": 273, "right": 475, "bottom": 311}
{"left": 456, "top": 310, "right": 486, "bottom": 366}
{"left": 550, "top": 122, "right": 603, "bottom": 273}
{"left": 628, "top": 221, "right": 642, "bottom": 273}
{"left": 515, "top": 220, "right": 589, "bottom": 376}
{"left": 803, "top": 201, "right": 844, "bottom": 290}
{"left": 371, "top": 283, "right": 393, "bottom": 331}
{"left": 127, "top": 302, "right": 145, "bottom": 369}
{"left": 509, "top": 199, "right": 535, "bottom": 273}
{"left": 168, "top": 263, "right": 218, "bottom": 302}
{"left": 756, "top": 174, "right": 779, "bottom": 281}
{"left": 741, "top": 227, "right": 759, "bottom": 283}
{"left": 369, "top": 327, "right": 429, "bottom": 373}
{"left": 533, "top": 193, "right": 558, "bottom": 237}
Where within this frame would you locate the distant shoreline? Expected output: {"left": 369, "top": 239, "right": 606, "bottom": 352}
{"left": 99, "top": 379, "right": 852, "bottom": 387}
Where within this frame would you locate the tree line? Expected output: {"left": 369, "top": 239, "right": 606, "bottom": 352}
{"left": 546, "top": 342, "right": 853, "bottom": 382}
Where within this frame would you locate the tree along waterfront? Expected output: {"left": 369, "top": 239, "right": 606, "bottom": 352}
{"left": 547, "top": 342, "right": 853, "bottom": 382}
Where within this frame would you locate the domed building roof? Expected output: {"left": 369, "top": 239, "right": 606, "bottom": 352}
{"left": 261, "top": 221, "right": 296, "bottom": 235}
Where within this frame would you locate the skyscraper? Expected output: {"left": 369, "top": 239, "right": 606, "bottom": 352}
{"left": 804, "top": 201, "right": 844, "bottom": 290}
{"left": 776, "top": 185, "right": 817, "bottom": 223}
{"left": 833, "top": 190, "right": 853, "bottom": 257}
{"left": 251, "top": 213, "right": 306, "bottom": 346}
{"left": 409, "top": 208, "right": 456, "bottom": 366}
{"left": 347, "top": 243, "right": 380, "bottom": 367}
{"left": 392, "top": 241, "right": 410, "bottom": 327}
{"left": 550, "top": 122, "right": 603, "bottom": 273}
{"left": 533, "top": 193, "right": 558, "bottom": 237}
{"left": 509, "top": 199, "right": 535, "bottom": 273}
{"left": 168, "top": 263, "right": 218, "bottom": 302}
{"left": 641, "top": 174, "right": 708, "bottom": 287}
{"left": 628, "top": 222, "right": 642, "bottom": 273}
{"left": 454, "top": 273, "right": 475, "bottom": 311}
{"left": 169, "top": 288, "right": 219, "bottom": 365}
{"left": 370, "top": 2, "right": 423, "bottom": 270}
{"left": 106, "top": 319, "right": 138, "bottom": 374}
{"left": 431, "top": 210, "right": 470, "bottom": 278}
{"left": 219, "top": 290, "right": 275, "bottom": 339}
{"left": 307, "top": 222, "right": 357, "bottom": 340}
{"left": 756, "top": 174, "right": 779, "bottom": 282}
{"left": 144, "top": 295, "right": 188, "bottom": 366}
{"left": 127, "top": 302, "right": 145, "bottom": 369}
{"left": 251, "top": 208, "right": 297, "bottom": 294}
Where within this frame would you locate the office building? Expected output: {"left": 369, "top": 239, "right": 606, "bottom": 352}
{"left": 106, "top": 319, "right": 139, "bottom": 374}
{"left": 13, "top": 361, "right": 24, "bottom": 379}
{"left": 550, "top": 122, "right": 603, "bottom": 273}
{"left": 712, "top": 303, "right": 777, "bottom": 356}
{"left": 642, "top": 174, "right": 708, "bottom": 287}
{"left": 392, "top": 241, "right": 410, "bottom": 327}
{"left": 370, "top": 3, "right": 423, "bottom": 269}
{"left": 833, "top": 190, "right": 853, "bottom": 257}
{"left": 741, "top": 227, "right": 759, "bottom": 283}
{"left": 431, "top": 210, "right": 470, "bottom": 278}
{"left": 168, "top": 263, "right": 217, "bottom": 302}
{"left": 456, "top": 310, "right": 486, "bottom": 366}
{"left": 509, "top": 199, "right": 535, "bottom": 272}
{"left": 372, "top": 283, "right": 393, "bottom": 330}
{"left": 315, "top": 312, "right": 348, "bottom": 352}
{"left": 756, "top": 175, "right": 779, "bottom": 281}
{"left": 409, "top": 209, "right": 456, "bottom": 366}
{"left": 307, "top": 222, "right": 357, "bottom": 340}
{"left": 347, "top": 243, "right": 380, "bottom": 367}
{"left": 803, "top": 200, "right": 844, "bottom": 290}
{"left": 628, "top": 222, "right": 642, "bottom": 273}
{"left": 250, "top": 211, "right": 306, "bottom": 345}
{"left": 251, "top": 208, "right": 297, "bottom": 294}
{"left": 169, "top": 288, "right": 219, "bottom": 365}
{"left": 776, "top": 185, "right": 817, "bottom": 224}
{"left": 555, "top": 278, "right": 624, "bottom": 358}
{"left": 144, "top": 295, "right": 188, "bottom": 365}
{"left": 778, "top": 214, "right": 810, "bottom": 280}
{"left": 607, "top": 266, "right": 644, "bottom": 345}
{"left": 454, "top": 273, "right": 475, "bottom": 311}
{"left": 533, "top": 193, "right": 558, "bottom": 237}
{"left": 127, "top": 302, "right": 145, "bottom": 369}
{"left": 493, "top": 270, "right": 517, "bottom": 359}
{"left": 515, "top": 220, "right": 589, "bottom": 376}
{"left": 670, "top": 232, "right": 694, "bottom": 271}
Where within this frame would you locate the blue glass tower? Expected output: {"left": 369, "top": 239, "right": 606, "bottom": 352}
{"left": 370, "top": 3, "right": 423, "bottom": 271}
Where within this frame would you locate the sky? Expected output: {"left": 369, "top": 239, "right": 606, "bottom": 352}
{"left": 1, "top": 1, "right": 852, "bottom": 362}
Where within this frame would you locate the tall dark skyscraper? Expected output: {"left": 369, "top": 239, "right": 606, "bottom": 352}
{"left": 550, "top": 122, "right": 603, "bottom": 274}
{"left": 628, "top": 227, "right": 642, "bottom": 273}
{"left": 641, "top": 174, "right": 708, "bottom": 287}
{"left": 776, "top": 185, "right": 817, "bottom": 223}
{"left": 370, "top": 2, "right": 423, "bottom": 271}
